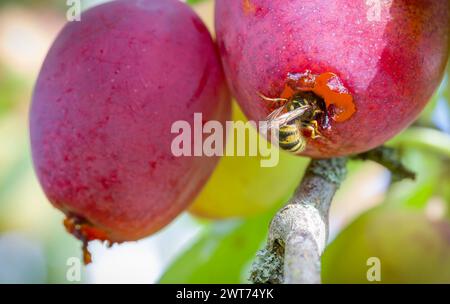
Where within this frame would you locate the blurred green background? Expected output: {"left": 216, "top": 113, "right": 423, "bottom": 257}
{"left": 0, "top": 0, "right": 449, "bottom": 284}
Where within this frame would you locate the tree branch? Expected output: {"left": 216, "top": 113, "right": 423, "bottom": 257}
{"left": 249, "top": 157, "right": 348, "bottom": 284}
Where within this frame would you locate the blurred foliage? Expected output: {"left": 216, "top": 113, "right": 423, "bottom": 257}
{"left": 0, "top": 66, "right": 23, "bottom": 118}
{"left": 160, "top": 214, "right": 273, "bottom": 283}
{"left": 0, "top": 0, "right": 66, "bottom": 10}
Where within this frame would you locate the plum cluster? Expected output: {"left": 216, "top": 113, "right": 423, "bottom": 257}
{"left": 30, "top": 0, "right": 449, "bottom": 257}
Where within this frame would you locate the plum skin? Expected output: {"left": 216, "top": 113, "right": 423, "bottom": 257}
{"left": 216, "top": 0, "right": 449, "bottom": 157}
{"left": 30, "top": 0, "right": 231, "bottom": 242}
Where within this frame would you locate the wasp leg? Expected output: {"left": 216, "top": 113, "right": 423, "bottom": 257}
{"left": 311, "top": 109, "right": 323, "bottom": 117}
{"left": 304, "top": 120, "right": 322, "bottom": 139}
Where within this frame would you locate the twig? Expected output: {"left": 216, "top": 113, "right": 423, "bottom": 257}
{"left": 352, "top": 146, "right": 415, "bottom": 182}
{"left": 250, "top": 158, "right": 348, "bottom": 284}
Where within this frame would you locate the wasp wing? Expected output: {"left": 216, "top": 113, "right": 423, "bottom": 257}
{"left": 268, "top": 106, "right": 309, "bottom": 130}
{"left": 260, "top": 105, "right": 309, "bottom": 139}
{"left": 266, "top": 106, "right": 286, "bottom": 121}
{"left": 259, "top": 106, "right": 286, "bottom": 137}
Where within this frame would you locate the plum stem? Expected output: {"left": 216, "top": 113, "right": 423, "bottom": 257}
{"left": 250, "top": 158, "right": 347, "bottom": 284}
{"left": 352, "top": 146, "right": 415, "bottom": 182}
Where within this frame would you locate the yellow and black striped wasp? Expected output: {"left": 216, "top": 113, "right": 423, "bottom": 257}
{"left": 259, "top": 91, "right": 325, "bottom": 153}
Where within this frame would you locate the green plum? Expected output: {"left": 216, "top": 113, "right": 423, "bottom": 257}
{"left": 323, "top": 207, "right": 450, "bottom": 283}
{"left": 190, "top": 103, "right": 307, "bottom": 218}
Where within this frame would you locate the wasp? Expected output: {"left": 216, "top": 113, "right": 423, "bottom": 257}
{"left": 260, "top": 91, "right": 325, "bottom": 153}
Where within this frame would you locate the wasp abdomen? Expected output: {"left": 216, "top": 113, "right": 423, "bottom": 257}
{"left": 278, "top": 124, "right": 305, "bottom": 153}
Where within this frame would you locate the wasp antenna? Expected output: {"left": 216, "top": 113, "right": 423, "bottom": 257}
{"left": 258, "top": 92, "right": 288, "bottom": 103}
